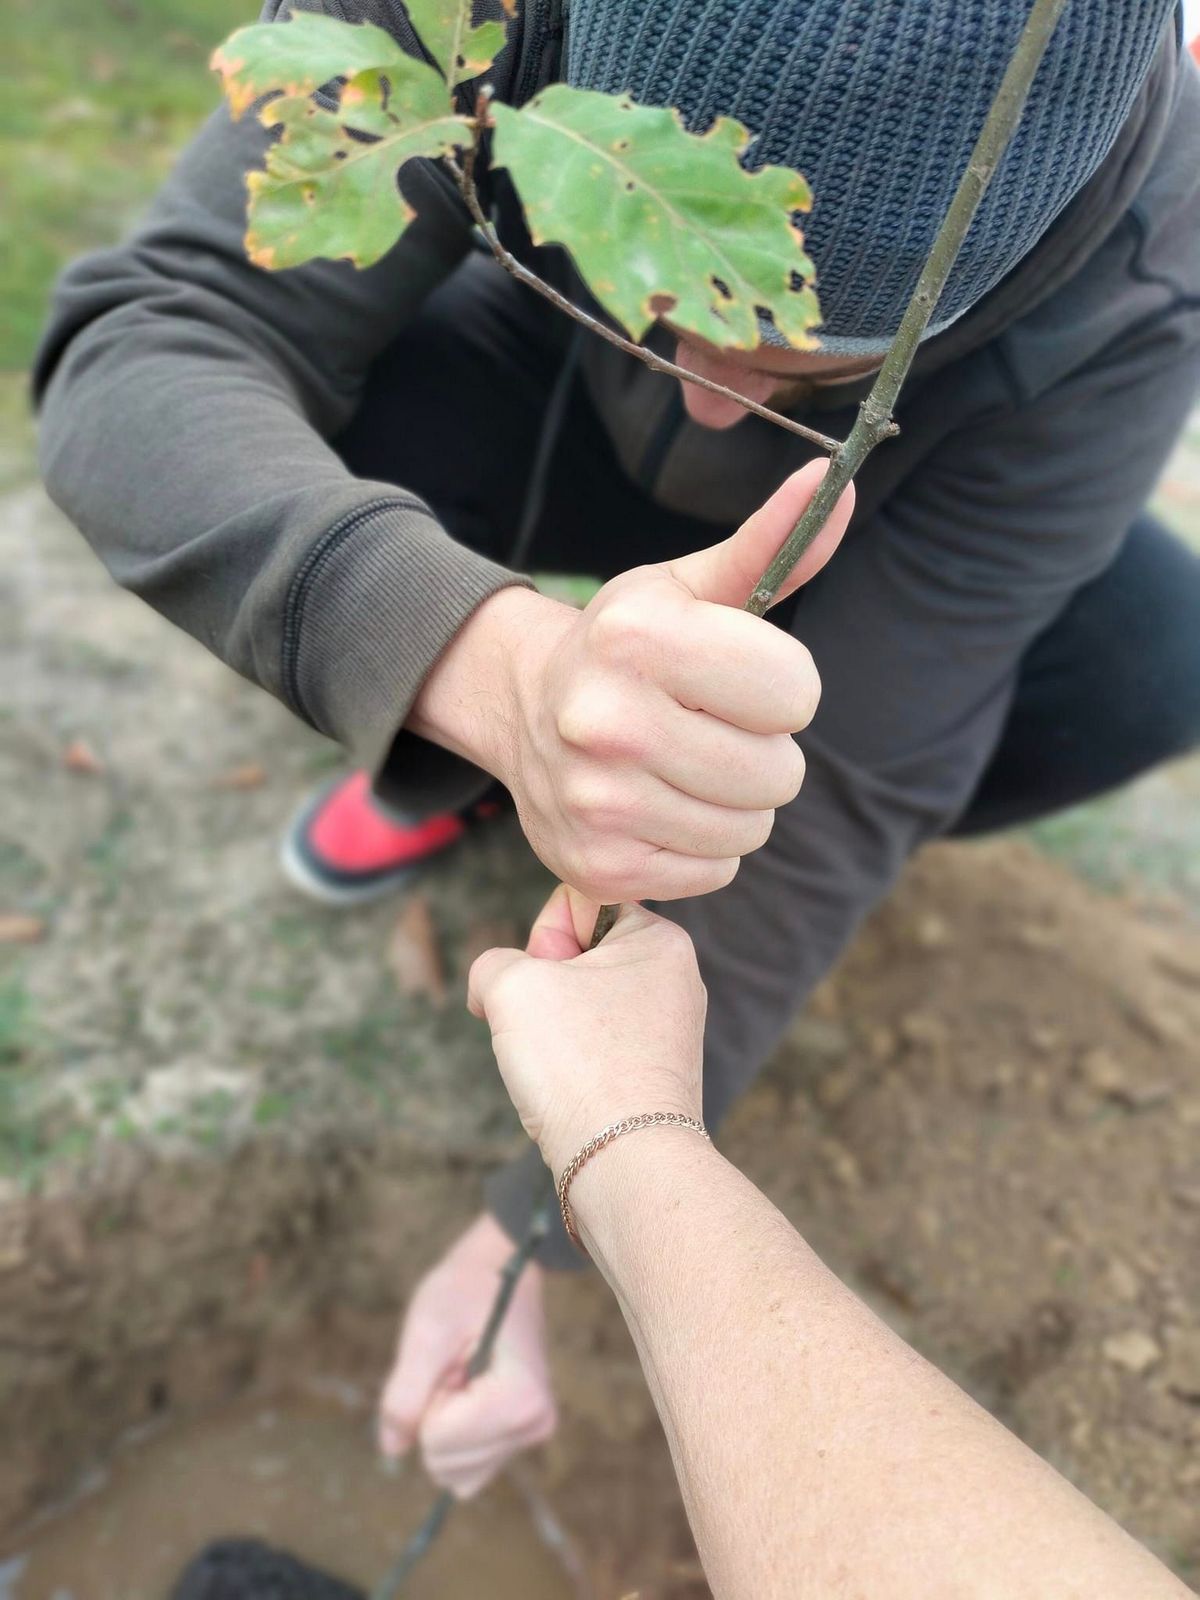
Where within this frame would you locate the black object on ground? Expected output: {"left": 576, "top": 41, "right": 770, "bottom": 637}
{"left": 170, "top": 1538, "right": 366, "bottom": 1600}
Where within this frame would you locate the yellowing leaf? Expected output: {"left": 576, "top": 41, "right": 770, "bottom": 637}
{"left": 212, "top": 14, "right": 419, "bottom": 120}
{"left": 211, "top": 13, "right": 476, "bottom": 270}
{"left": 247, "top": 77, "right": 469, "bottom": 269}
{"left": 405, "top": 0, "right": 512, "bottom": 87}
{"left": 490, "top": 87, "right": 821, "bottom": 350}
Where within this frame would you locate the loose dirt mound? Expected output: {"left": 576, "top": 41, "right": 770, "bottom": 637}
{"left": 2, "top": 843, "right": 1197, "bottom": 1593}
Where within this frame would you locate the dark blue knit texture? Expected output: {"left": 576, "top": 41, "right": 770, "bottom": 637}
{"left": 566, "top": 0, "right": 1175, "bottom": 346}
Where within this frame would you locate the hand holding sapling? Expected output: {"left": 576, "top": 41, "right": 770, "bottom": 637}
{"left": 410, "top": 463, "right": 853, "bottom": 903}
{"left": 468, "top": 888, "right": 707, "bottom": 1175}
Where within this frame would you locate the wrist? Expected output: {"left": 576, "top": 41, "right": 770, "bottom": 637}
{"left": 407, "top": 585, "right": 570, "bottom": 781}
{"left": 568, "top": 1121, "right": 717, "bottom": 1271}
{"left": 541, "top": 1084, "right": 702, "bottom": 1185}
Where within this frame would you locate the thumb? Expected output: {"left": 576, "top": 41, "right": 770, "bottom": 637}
{"left": 466, "top": 945, "right": 527, "bottom": 1020}
{"left": 378, "top": 1321, "right": 465, "bottom": 1460}
{"left": 666, "top": 459, "right": 854, "bottom": 609}
{"left": 524, "top": 883, "right": 596, "bottom": 962}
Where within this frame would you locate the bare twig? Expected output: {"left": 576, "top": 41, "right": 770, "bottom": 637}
{"left": 449, "top": 154, "right": 843, "bottom": 456}
{"left": 370, "top": 1197, "right": 554, "bottom": 1600}
{"left": 745, "top": 0, "right": 1071, "bottom": 613}
{"left": 597, "top": 0, "right": 1073, "bottom": 954}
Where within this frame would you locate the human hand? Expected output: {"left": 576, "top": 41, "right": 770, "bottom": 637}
{"left": 468, "top": 889, "right": 705, "bottom": 1177}
{"left": 411, "top": 460, "right": 854, "bottom": 903}
{"left": 377, "top": 1211, "right": 555, "bottom": 1499}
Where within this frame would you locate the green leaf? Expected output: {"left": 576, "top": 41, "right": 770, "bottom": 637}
{"left": 405, "top": 0, "right": 513, "bottom": 87}
{"left": 244, "top": 79, "right": 469, "bottom": 269}
{"left": 490, "top": 86, "right": 821, "bottom": 350}
{"left": 212, "top": 14, "right": 422, "bottom": 120}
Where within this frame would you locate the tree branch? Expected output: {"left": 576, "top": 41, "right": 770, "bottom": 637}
{"left": 745, "top": 0, "right": 1071, "bottom": 613}
{"left": 449, "top": 154, "right": 844, "bottom": 456}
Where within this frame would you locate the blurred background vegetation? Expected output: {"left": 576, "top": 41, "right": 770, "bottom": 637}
{"left": 1, "top": 0, "right": 253, "bottom": 473}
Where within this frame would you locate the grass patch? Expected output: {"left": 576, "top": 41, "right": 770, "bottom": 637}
{"left": 2, "top": 0, "right": 253, "bottom": 375}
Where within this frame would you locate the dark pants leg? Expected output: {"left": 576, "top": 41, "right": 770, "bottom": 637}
{"left": 952, "top": 511, "right": 1200, "bottom": 836}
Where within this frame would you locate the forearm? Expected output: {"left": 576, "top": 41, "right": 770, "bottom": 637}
{"left": 35, "top": 108, "right": 538, "bottom": 783}
{"left": 573, "top": 1129, "right": 1188, "bottom": 1600}
{"left": 407, "top": 585, "right": 570, "bottom": 774}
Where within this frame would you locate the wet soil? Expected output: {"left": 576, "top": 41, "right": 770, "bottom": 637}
{"left": 8, "top": 1394, "right": 574, "bottom": 1600}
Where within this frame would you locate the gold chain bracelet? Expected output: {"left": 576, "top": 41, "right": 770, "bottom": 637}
{"left": 556, "top": 1111, "right": 710, "bottom": 1252}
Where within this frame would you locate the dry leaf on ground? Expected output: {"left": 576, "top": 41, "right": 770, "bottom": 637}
{"left": 388, "top": 895, "right": 447, "bottom": 1008}
{"left": 213, "top": 763, "right": 268, "bottom": 791}
{"left": 62, "top": 738, "right": 103, "bottom": 775}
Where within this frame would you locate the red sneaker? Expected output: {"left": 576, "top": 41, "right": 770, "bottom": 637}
{"left": 280, "top": 770, "right": 506, "bottom": 906}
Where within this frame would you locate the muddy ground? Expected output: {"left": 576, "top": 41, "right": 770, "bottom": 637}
{"left": 1, "top": 470, "right": 1199, "bottom": 1595}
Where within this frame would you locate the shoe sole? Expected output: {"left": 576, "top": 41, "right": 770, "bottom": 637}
{"left": 278, "top": 828, "right": 428, "bottom": 907}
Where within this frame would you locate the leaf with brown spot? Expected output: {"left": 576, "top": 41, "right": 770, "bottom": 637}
{"left": 212, "top": 14, "right": 474, "bottom": 270}
{"left": 490, "top": 87, "right": 821, "bottom": 349}
{"left": 405, "top": 0, "right": 509, "bottom": 87}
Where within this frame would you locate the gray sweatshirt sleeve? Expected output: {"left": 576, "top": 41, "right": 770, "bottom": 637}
{"left": 33, "top": 99, "right": 528, "bottom": 800}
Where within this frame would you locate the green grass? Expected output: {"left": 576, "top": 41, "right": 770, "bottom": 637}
{"left": 1, "top": 0, "right": 255, "bottom": 374}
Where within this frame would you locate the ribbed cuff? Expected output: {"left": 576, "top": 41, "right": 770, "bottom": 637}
{"left": 484, "top": 1142, "right": 586, "bottom": 1273}
{"left": 285, "top": 497, "right": 532, "bottom": 810}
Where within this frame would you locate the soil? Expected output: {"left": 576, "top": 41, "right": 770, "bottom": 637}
{"left": 2, "top": 480, "right": 1199, "bottom": 1596}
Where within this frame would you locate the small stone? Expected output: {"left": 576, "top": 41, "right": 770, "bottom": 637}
{"left": 915, "top": 1204, "right": 942, "bottom": 1243}
{"left": 820, "top": 1138, "right": 862, "bottom": 1191}
{"left": 1106, "top": 1259, "right": 1141, "bottom": 1303}
{"left": 1123, "top": 999, "right": 1188, "bottom": 1048}
{"left": 899, "top": 1012, "right": 950, "bottom": 1051}
{"left": 814, "top": 1066, "right": 857, "bottom": 1111}
{"left": 1017, "top": 922, "right": 1060, "bottom": 951}
{"left": 1079, "top": 1047, "right": 1127, "bottom": 1097}
{"left": 1078, "top": 1048, "right": 1171, "bottom": 1111}
{"left": 792, "top": 1017, "right": 852, "bottom": 1063}
{"left": 0, "top": 913, "right": 46, "bottom": 946}
{"left": 914, "top": 912, "right": 950, "bottom": 950}
{"left": 1102, "top": 1329, "right": 1162, "bottom": 1375}
{"left": 1164, "top": 1330, "right": 1200, "bottom": 1402}
{"left": 866, "top": 1024, "right": 897, "bottom": 1063}
{"left": 1027, "top": 1022, "right": 1062, "bottom": 1056}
